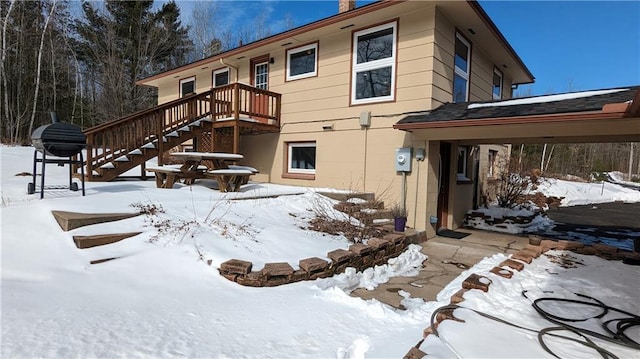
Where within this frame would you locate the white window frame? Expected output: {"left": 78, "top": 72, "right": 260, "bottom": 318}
{"left": 453, "top": 32, "right": 470, "bottom": 103}
{"left": 286, "top": 43, "right": 318, "bottom": 81}
{"left": 179, "top": 76, "right": 196, "bottom": 97}
{"left": 351, "top": 21, "right": 397, "bottom": 105}
{"left": 492, "top": 68, "right": 503, "bottom": 100}
{"left": 488, "top": 149, "right": 498, "bottom": 177}
{"left": 254, "top": 61, "right": 269, "bottom": 90}
{"left": 213, "top": 68, "right": 230, "bottom": 88}
{"left": 457, "top": 146, "right": 469, "bottom": 181}
{"left": 287, "top": 142, "right": 316, "bottom": 175}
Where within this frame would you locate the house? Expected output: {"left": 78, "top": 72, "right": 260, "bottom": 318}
{"left": 113, "top": 0, "right": 532, "bottom": 238}
{"left": 85, "top": 0, "right": 638, "bottom": 239}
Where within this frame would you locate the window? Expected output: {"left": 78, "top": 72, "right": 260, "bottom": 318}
{"left": 488, "top": 149, "right": 498, "bottom": 177}
{"left": 254, "top": 61, "right": 269, "bottom": 90}
{"left": 287, "top": 142, "right": 316, "bottom": 175}
{"left": 286, "top": 43, "right": 318, "bottom": 81}
{"left": 492, "top": 68, "right": 503, "bottom": 100}
{"left": 351, "top": 21, "right": 397, "bottom": 105}
{"left": 180, "top": 77, "right": 195, "bottom": 97}
{"left": 457, "top": 146, "right": 469, "bottom": 181}
{"left": 453, "top": 33, "right": 470, "bottom": 103}
{"left": 213, "top": 68, "right": 229, "bottom": 87}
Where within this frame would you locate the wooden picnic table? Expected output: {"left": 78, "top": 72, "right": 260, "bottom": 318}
{"left": 171, "top": 152, "right": 244, "bottom": 171}
{"left": 147, "top": 152, "right": 256, "bottom": 192}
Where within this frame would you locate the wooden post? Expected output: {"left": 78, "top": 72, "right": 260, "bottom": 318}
{"left": 233, "top": 83, "right": 240, "bottom": 154}
{"left": 157, "top": 110, "right": 164, "bottom": 166}
{"left": 275, "top": 93, "right": 282, "bottom": 126}
{"left": 86, "top": 134, "right": 93, "bottom": 181}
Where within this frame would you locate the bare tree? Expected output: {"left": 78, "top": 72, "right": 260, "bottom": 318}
{"left": 189, "top": 1, "right": 220, "bottom": 60}
{"left": 0, "top": 0, "right": 16, "bottom": 140}
{"left": 28, "top": 0, "right": 57, "bottom": 136}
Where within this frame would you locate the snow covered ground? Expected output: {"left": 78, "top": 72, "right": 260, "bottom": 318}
{"left": 2, "top": 145, "right": 639, "bottom": 358}
{"left": 465, "top": 176, "right": 640, "bottom": 250}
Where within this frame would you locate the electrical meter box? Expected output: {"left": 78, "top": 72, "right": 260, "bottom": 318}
{"left": 395, "top": 147, "right": 412, "bottom": 172}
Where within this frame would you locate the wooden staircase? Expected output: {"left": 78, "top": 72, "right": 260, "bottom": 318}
{"left": 80, "top": 83, "right": 281, "bottom": 182}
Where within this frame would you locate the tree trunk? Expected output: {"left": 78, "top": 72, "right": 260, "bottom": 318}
{"left": 28, "top": 0, "right": 56, "bottom": 136}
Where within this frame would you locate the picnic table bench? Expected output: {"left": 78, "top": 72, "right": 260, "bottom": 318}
{"left": 147, "top": 152, "right": 255, "bottom": 191}
{"left": 204, "top": 169, "right": 254, "bottom": 192}
{"left": 146, "top": 165, "right": 207, "bottom": 188}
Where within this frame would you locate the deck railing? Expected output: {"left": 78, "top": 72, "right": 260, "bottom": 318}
{"left": 211, "top": 83, "right": 281, "bottom": 124}
{"left": 82, "top": 84, "right": 280, "bottom": 180}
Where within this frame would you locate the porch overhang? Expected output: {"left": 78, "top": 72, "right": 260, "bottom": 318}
{"left": 394, "top": 87, "right": 640, "bottom": 145}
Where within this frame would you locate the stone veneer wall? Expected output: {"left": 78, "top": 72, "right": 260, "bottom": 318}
{"left": 219, "top": 229, "right": 426, "bottom": 287}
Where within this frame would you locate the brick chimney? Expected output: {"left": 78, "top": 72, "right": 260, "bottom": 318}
{"left": 339, "top": 0, "right": 356, "bottom": 13}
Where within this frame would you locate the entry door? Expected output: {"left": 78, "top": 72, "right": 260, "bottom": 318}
{"left": 250, "top": 56, "right": 269, "bottom": 123}
{"left": 437, "top": 143, "right": 451, "bottom": 229}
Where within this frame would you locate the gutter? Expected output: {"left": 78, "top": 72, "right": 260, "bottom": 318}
{"left": 220, "top": 58, "right": 238, "bottom": 82}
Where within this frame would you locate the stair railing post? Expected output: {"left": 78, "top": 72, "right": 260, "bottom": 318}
{"left": 275, "top": 93, "right": 282, "bottom": 127}
{"left": 157, "top": 109, "right": 164, "bottom": 166}
{"left": 86, "top": 133, "right": 94, "bottom": 181}
{"left": 233, "top": 83, "right": 241, "bottom": 154}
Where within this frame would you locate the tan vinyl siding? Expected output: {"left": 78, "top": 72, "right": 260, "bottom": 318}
{"left": 148, "top": 1, "right": 531, "bottom": 233}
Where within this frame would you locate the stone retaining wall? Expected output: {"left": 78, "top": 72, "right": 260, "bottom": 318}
{"left": 219, "top": 230, "right": 426, "bottom": 287}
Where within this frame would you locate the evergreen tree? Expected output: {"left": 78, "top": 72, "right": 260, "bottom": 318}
{"left": 74, "top": 0, "right": 192, "bottom": 122}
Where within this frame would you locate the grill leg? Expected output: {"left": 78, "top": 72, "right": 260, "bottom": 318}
{"left": 68, "top": 156, "right": 73, "bottom": 188}
{"left": 32, "top": 150, "right": 37, "bottom": 186}
{"left": 40, "top": 152, "right": 46, "bottom": 199}
{"left": 80, "top": 152, "right": 85, "bottom": 196}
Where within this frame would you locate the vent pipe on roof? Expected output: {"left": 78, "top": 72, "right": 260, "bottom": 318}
{"left": 339, "top": 0, "right": 356, "bottom": 13}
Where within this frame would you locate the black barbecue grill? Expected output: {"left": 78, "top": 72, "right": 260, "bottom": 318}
{"left": 28, "top": 112, "right": 86, "bottom": 198}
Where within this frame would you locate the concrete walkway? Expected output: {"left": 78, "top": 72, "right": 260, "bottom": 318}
{"left": 351, "top": 229, "right": 529, "bottom": 309}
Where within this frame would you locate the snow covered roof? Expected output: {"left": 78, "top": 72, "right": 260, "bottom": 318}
{"left": 397, "top": 86, "right": 639, "bottom": 126}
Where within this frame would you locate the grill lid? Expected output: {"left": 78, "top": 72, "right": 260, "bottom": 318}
{"left": 32, "top": 123, "right": 86, "bottom": 157}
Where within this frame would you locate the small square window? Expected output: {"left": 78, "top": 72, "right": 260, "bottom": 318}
{"left": 213, "top": 68, "right": 229, "bottom": 87}
{"left": 286, "top": 43, "right": 318, "bottom": 81}
{"left": 355, "top": 67, "right": 392, "bottom": 100}
{"left": 287, "top": 142, "right": 316, "bottom": 175}
{"left": 180, "top": 77, "right": 195, "bottom": 97}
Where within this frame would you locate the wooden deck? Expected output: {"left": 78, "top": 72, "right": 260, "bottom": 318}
{"left": 79, "top": 83, "right": 280, "bottom": 182}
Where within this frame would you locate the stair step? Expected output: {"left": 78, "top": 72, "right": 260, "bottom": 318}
{"left": 141, "top": 143, "right": 155, "bottom": 149}
{"left": 73, "top": 232, "right": 141, "bottom": 249}
{"left": 114, "top": 155, "right": 129, "bottom": 162}
{"left": 178, "top": 126, "right": 191, "bottom": 132}
{"left": 51, "top": 210, "right": 141, "bottom": 231}
{"left": 100, "top": 163, "right": 115, "bottom": 169}
{"left": 90, "top": 257, "right": 120, "bottom": 265}
{"left": 166, "top": 131, "right": 179, "bottom": 137}
{"left": 128, "top": 149, "right": 143, "bottom": 155}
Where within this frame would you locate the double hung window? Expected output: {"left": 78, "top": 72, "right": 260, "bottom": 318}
{"left": 351, "top": 21, "right": 397, "bottom": 105}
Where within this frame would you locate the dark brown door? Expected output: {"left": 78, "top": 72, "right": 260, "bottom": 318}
{"left": 437, "top": 142, "right": 451, "bottom": 229}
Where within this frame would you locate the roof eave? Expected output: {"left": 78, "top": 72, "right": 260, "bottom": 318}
{"left": 466, "top": 0, "right": 535, "bottom": 84}
{"left": 136, "top": 0, "right": 404, "bottom": 87}
{"left": 393, "top": 109, "right": 630, "bottom": 132}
